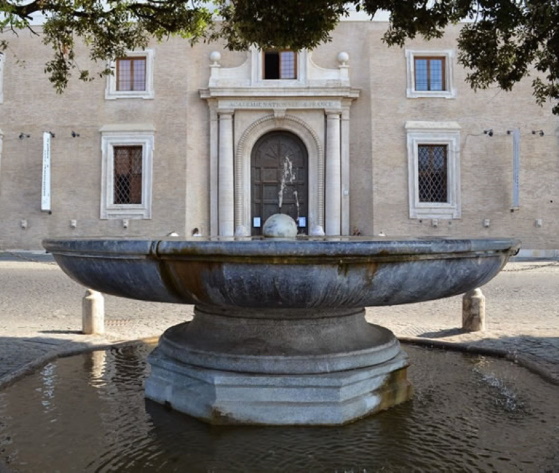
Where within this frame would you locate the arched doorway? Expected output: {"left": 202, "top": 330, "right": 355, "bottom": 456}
{"left": 251, "top": 131, "right": 309, "bottom": 235}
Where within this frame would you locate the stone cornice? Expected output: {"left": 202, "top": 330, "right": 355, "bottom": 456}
{"left": 199, "top": 87, "right": 360, "bottom": 101}
{"left": 199, "top": 89, "right": 360, "bottom": 112}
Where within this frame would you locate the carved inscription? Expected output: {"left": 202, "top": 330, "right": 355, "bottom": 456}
{"left": 223, "top": 100, "right": 338, "bottom": 109}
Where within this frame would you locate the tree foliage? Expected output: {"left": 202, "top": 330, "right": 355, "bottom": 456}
{"left": 1, "top": 0, "right": 559, "bottom": 113}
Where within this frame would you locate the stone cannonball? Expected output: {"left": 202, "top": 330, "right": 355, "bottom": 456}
{"left": 262, "top": 214, "right": 298, "bottom": 238}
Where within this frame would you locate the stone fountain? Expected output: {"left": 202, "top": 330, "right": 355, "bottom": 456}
{"left": 43, "top": 217, "right": 519, "bottom": 425}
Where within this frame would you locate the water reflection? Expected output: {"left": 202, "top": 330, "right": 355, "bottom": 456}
{"left": 0, "top": 344, "right": 558, "bottom": 472}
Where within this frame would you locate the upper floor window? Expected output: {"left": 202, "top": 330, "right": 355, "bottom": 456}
{"left": 405, "top": 50, "right": 456, "bottom": 99}
{"left": 414, "top": 57, "right": 445, "bottom": 92}
{"left": 116, "top": 57, "right": 146, "bottom": 92}
{"left": 263, "top": 50, "right": 297, "bottom": 79}
{"left": 106, "top": 49, "right": 154, "bottom": 100}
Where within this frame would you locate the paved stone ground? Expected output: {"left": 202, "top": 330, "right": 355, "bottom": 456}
{"left": 0, "top": 251, "right": 558, "bottom": 389}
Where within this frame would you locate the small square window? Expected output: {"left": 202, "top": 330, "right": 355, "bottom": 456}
{"left": 406, "top": 50, "right": 455, "bottom": 99}
{"left": 414, "top": 57, "right": 445, "bottom": 92}
{"left": 106, "top": 50, "right": 154, "bottom": 100}
{"left": 263, "top": 50, "right": 297, "bottom": 79}
{"left": 116, "top": 57, "right": 147, "bottom": 92}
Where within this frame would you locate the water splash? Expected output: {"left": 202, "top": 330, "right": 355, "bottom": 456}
{"left": 292, "top": 190, "right": 300, "bottom": 222}
{"left": 278, "top": 155, "right": 296, "bottom": 212}
{"left": 473, "top": 361, "right": 526, "bottom": 413}
{"left": 478, "top": 372, "right": 525, "bottom": 412}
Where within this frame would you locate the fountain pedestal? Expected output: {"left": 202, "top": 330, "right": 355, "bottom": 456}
{"left": 145, "top": 306, "right": 412, "bottom": 424}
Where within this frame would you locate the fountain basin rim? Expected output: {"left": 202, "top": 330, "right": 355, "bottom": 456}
{"left": 43, "top": 237, "right": 521, "bottom": 260}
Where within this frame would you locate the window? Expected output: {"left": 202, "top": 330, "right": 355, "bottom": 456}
{"left": 418, "top": 144, "right": 447, "bottom": 202}
{"left": 100, "top": 125, "right": 155, "bottom": 219}
{"left": 113, "top": 146, "right": 143, "bottom": 204}
{"left": 263, "top": 50, "right": 297, "bottom": 79}
{"left": 116, "top": 57, "right": 146, "bottom": 92}
{"left": 406, "top": 121, "right": 461, "bottom": 219}
{"left": 105, "top": 50, "right": 154, "bottom": 100}
{"left": 405, "top": 50, "right": 455, "bottom": 99}
{"left": 414, "top": 57, "right": 444, "bottom": 92}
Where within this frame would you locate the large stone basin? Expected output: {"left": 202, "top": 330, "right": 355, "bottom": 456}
{"left": 43, "top": 236, "right": 520, "bottom": 425}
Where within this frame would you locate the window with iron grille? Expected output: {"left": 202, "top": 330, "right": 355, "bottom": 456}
{"left": 406, "top": 121, "right": 461, "bottom": 219}
{"left": 263, "top": 50, "right": 297, "bottom": 79}
{"left": 418, "top": 145, "right": 448, "bottom": 202}
{"left": 100, "top": 126, "right": 154, "bottom": 219}
{"left": 113, "top": 146, "right": 143, "bottom": 204}
{"left": 414, "top": 57, "right": 445, "bottom": 91}
{"left": 116, "top": 57, "right": 146, "bottom": 92}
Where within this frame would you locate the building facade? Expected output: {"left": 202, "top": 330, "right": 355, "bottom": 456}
{"left": 1, "top": 18, "right": 558, "bottom": 255}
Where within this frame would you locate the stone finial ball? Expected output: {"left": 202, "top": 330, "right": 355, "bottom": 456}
{"left": 262, "top": 214, "right": 298, "bottom": 238}
{"left": 209, "top": 51, "right": 221, "bottom": 63}
{"left": 337, "top": 52, "right": 349, "bottom": 65}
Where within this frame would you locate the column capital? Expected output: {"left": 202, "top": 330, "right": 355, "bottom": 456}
{"left": 218, "top": 109, "right": 235, "bottom": 117}
{"left": 325, "top": 109, "right": 342, "bottom": 117}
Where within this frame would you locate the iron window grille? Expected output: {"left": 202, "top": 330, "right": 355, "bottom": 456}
{"left": 113, "top": 146, "right": 143, "bottom": 204}
{"left": 418, "top": 144, "right": 448, "bottom": 203}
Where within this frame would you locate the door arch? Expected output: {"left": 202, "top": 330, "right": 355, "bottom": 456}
{"left": 251, "top": 131, "right": 309, "bottom": 235}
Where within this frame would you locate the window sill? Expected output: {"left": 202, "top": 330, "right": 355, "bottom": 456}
{"left": 101, "top": 206, "right": 151, "bottom": 220}
{"left": 410, "top": 206, "right": 461, "bottom": 219}
{"left": 105, "top": 91, "right": 154, "bottom": 100}
{"left": 406, "top": 89, "right": 456, "bottom": 99}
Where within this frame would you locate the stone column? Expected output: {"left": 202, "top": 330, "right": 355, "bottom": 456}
{"left": 82, "top": 289, "right": 105, "bottom": 335}
{"left": 462, "top": 288, "right": 486, "bottom": 331}
{"left": 218, "top": 110, "right": 235, "bottom": 236}
{"left": 340, "top": 107, "right": 351, "bottom": 235}
{"left": 208, "top": 103, "right": 219, "bottom": 235}
{"left": 325, "top": 110, "right": 341, "bottom": 235}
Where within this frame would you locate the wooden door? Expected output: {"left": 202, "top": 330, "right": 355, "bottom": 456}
{"left": 251, "top": 131, "right": 308, "bottom": 235}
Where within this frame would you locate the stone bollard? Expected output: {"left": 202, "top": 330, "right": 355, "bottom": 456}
{"left": 82, "top": 289, "right": 105, "bottom": 335}
{"left": 462, "top": 288, "right": 486, "bottom": 332}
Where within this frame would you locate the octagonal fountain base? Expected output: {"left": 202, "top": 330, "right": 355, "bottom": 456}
{"left": 145, "top": 306, "right": 412, "bottom": 425}
{"left": 146, "top": 346, "right": 411, "bottom": 425}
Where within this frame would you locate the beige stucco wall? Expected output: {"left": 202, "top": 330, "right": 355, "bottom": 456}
{"left": 0, "top": 21, "right": 558, "bottom": 250}
{"left": 355, "top": 23, "right": 559, "bottom": 248}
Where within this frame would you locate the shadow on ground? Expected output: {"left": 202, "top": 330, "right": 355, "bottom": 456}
{"left": 0, "top": 335, "right": 127, "bottom": 390}
{"left": 402, "top": 334, "right": 559, "bottom": 385}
